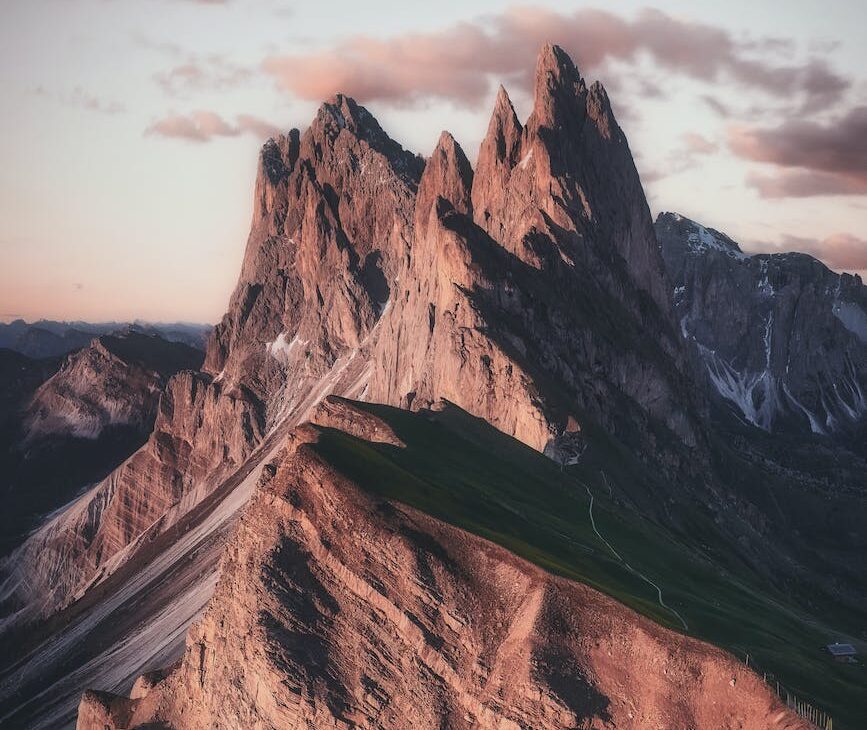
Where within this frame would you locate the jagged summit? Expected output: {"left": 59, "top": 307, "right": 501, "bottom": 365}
{"left": 531, "top": 42, "right": 588, "bottom": 124}
{"left": 416, "top": 131, "right": 473, "bottom": 224}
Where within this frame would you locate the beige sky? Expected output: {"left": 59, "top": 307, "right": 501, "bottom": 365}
{"left": 1, "top": 0, "right": 865, "bottom": 323}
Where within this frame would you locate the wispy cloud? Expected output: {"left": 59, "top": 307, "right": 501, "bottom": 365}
{"left": 262, "top": 7, "right": 849, "bottom": 110}
{"left": 36, "top": 86, "right": 125, "bottom": 115}
{"left": 681, "top": 132, "right": 718, "bottom": 155}
{"left": 154, "top": 56, "right": 252, "bottom": 96}
{"left": 145, "top": 110, "right": 280, "bottom": 142}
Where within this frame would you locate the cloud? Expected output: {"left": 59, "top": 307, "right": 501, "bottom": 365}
{"left": 681, "top": 132, "right": 717, "bottom": 155}
{"left": 700, "top": 95, "right": 731, "bottom": 117}
{"left": 729, "top": 106, "right": 867, "bottom": 196}
{"left": 155, "top": 56, "right": 251, "bottom": 96}
{"left": 36, "top": 86, "right": 125, "bottom": 115}
{"left": 748, "top": 233, "right": 867, "bottom": 272}
{"left": 262, "top": 7, "right": 849, "bottom": 110}
{"left": 744, "top": 170, "right": 867, "bottom": 198}
{"left": 146, "top": 111, "right": 280, "bottom": 142}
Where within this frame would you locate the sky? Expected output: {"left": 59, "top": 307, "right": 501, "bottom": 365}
{"left": 1, "top": 0, "right": 866, "bottom": 324}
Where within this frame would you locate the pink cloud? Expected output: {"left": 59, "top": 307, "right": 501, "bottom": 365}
{"left": 146, "top": 111, "right": 280, "bottom": 142}
{"left": 262, "top": 7, "right": 849, "bottom": 110}
{"left": 745, "top": 170, "right": 867, "bottom": 198}
{"left": 681, "top": 132, "right": 717, "bottom": 155}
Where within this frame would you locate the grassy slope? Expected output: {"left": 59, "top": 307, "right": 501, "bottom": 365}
{"left": 311, "top": 401, "right": 867, "bottom": 729}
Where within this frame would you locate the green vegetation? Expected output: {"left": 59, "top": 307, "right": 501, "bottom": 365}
{"left": 311, "top": 401, "right": 867, "bottom": 728}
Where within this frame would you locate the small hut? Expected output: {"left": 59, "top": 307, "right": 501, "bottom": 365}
{"left": 825, "top": 642, "right": 857, "bottom": 662}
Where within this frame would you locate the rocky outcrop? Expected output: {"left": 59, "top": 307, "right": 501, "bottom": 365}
{"left": 77, "top": 417, "right": 807, "bottom": 730}
{"left": 23, "top": 331, "right": 203, "bottom": 441}
{"left": 657, "top": 212, "right": 866, "bottom": 439}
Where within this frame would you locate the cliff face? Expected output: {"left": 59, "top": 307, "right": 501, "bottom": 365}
{"left": 76, "top": 404, "right": 807, "bottom": 730}
{"left": 656, "top": 212, "right": 866, "bottom": 440}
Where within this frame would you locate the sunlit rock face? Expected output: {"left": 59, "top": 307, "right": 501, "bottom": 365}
{"left": 657, "top": 212, "right": 867, "bottom": 439}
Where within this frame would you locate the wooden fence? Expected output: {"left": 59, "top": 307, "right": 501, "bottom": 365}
{"left": 744, "top": 653, "right": 833, "bottom": 729}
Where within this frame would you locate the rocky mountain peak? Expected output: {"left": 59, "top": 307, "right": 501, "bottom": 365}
{"left": 471, "top": 86, "right": 522, "bottom": 228}
{"left": 310, "top": 93, "right": 424, "bottom": 188}
{"left": 530, "top": 43, "right": 588, "bottom": 131}
{"left": 657, "top": 213, "right": 867, "bottom": 439}
{"left": 490, "top": 85, "right": 523, "bottom": 160}
{"left": 656, "top": 212, "right": 746, "bottom": 261}
{"left": 416, "top": 131, "right": 473, "bottom": 228}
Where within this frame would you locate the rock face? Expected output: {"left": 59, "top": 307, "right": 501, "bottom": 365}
{"left": 657, "top": 212, "right": 867, "bottom": 439}
{"left": 367, "top": 44, "right": 700, "bottom": 462}
{"left": 77, "top": 412, "right": 807, "bottom": 730}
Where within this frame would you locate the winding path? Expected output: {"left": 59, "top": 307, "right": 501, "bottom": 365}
{"left": 584, "top": 482, "right": 689, "bottom": 631}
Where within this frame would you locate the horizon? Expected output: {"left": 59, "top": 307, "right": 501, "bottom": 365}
{"left": 2, "top": 1, "right": 866, "bottom": 322}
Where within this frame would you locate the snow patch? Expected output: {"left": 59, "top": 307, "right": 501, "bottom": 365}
{"left": 699, "top": 344, "right": 778, "bottom": 431}
{"left": 686, "top": 223, "right": 747, "bottom": 260}
{"left": 832, "top": 300, "right": 867, "bottom": 343}
{"left": 265, "top": 332, "right": 307, "bottom": 364}
{"left": 757, "top": 259, "right": 774, "bottom": 297}
{"left": 782, "top": 383, "right": 825, "bottom": 435}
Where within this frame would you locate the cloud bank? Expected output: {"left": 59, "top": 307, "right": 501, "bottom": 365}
{"left": 750, "top": 232, "right": 867, "bottom": 272}
{"left": 262, "top": 7, "right": 849, "bottom": 110}
{"left": 146, "top": 111, "right": 280, "bottom": 142}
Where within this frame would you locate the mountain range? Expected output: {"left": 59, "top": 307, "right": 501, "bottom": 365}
{"left": 0, "top": 45, "right": 863, "bottom": 729}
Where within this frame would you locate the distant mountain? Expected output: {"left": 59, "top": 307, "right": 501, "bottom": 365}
{"left": 656, "top": 212, "right": 866, "bottom": 442}
{"left": 0, "top": 330, "right": 203, "bottom": 553}
{"left": 0, "top": 349, "right": 60, "bottom": 431}
{"left": 0, "top": 319, "right": 211, "bottom": 358}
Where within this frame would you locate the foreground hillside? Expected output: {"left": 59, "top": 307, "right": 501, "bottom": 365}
{"left": 78, "top": 398, "right": 818, "bottom": 730}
